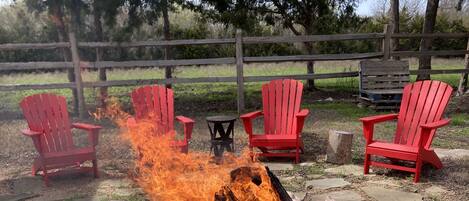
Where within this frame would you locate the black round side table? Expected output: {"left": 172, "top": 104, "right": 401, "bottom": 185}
{"left": 206, "top": 115, "right": 237, "bottom": 157}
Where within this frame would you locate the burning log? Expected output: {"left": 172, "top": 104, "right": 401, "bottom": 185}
{"left": 215, "top": 166, "right": 292, "bottom": 201}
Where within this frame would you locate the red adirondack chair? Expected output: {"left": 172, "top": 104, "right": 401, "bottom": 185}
{"left": 361, "top": 80, "right": 453, "bottom": 182}
{"left": 128, "top": 85, "right": 195, "bottom": 153}
{"left": 241, "top": 79, "right": 309, "bottom": 163}
{"left": 20, "top": 94, "right": 102, "bottom": 186}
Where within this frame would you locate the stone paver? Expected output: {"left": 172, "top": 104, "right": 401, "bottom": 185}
{"left": 324, "top": 165, "right": 363, "bottom": 176}
{"left": 307, "top": 190, "right": 364, "bottom": 201}
{"left": 305, "top": 178, "right": 350, "bottom": 190}
{"left": 299, "top": 162, "right": 315, "bottom": 167}
{"left": 435, "top": 148, "right": 469, "bottom": 160}
{"left": 361, "top": 186, "right": 422, "bottom": 201}
{"left": 264, "top": 162, "right": 294, "bottom": 171}
{"left": 365, "top": 179, "right": 402, "bottom": 187}
{"left": 288, "top": 191, "right": 307, "bottom": 201}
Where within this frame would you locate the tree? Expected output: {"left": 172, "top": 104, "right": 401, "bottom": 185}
{"left": 389, "top": 0, "right": 399, "bottom": 60}
{"left": 189, "top": 0, "right": 360, "bottom": 90}
{"left": 418, "top": 0, "right": 439, "bottom": 81}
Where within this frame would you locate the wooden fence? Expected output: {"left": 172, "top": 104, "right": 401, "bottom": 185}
{"left": 1, "top": 25, "right": 468, "bottom": 117}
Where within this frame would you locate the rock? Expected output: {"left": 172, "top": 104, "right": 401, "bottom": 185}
{"left": 288, "top": 191, "right": 307, "bottom": 201}
{"left": 326, "top": 130, "right": 354, "bottom": 164}
{"left": 299, "top": 162, "right": 315, "bottom": 167}
{"left": 361, "top": 186, "right": 422, "bottom": 201}
{"left": 435, "top": 148, "right": 469, "bottom": 160}
{"left": 325, "top": 97, "right": 334, "bottom": 101}
{"left": 264, "top": 162, "right": 294, "bottom": 171}
{"left": 305, "top": 178, "right": 350, "bottom": 190}
{"left": 424, "top": 186, "right": 448, "bottom": 196}
{"left": 306, "top": 190, "right": 364, "bottom": 201}
{"left": 324, "top": 165, "right": 363, "bottom": 176}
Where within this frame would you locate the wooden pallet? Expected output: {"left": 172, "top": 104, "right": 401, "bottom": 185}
{"left": 359, "top": 60, "right": 409, "bottom": 110}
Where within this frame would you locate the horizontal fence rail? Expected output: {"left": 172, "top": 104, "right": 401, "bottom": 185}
{"left": 0, "top": 25, "right": 468, "bottom": 117}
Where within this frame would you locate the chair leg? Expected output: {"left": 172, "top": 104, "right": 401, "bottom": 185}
{"left": 414, "top": 159, "right": 422, "bottom": 183}
{"left": 295, "top": 146, "right": 300, "bottom": 164}
{"left": 31, "top": 159, "right": 41, "bottom": 176}
{"left": 42, "top": 165, "right": 49, "bottom": 187}
{"left": 181, "top": 145, "right": 189, "bottom": 154}
{"left": 364, "top": 153, "right": 371, "bottom": 174}
{"left": 92, "top": 159, "right": 99, "bottom": 178}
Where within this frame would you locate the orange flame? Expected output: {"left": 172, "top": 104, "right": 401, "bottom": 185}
{"left": 96, "top": 98, "right": 280, "bottom": 201}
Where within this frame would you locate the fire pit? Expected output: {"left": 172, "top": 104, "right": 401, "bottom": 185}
{"left": 215, "top": 166, "right": 292, "bottom": 201}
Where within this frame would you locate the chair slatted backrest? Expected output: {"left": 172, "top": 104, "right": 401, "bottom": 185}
{"left": 131, "top": 85, "right": 174, "bottom": 133}
{"left": 262, "top": 79, "right": 303, "bottom": 135}
{"left": 359, "top": 60, "right": 410, "bottom": 92}
{"left": 20, "top": 94, "right": 74, "bottom": 153}
{"left": 394, "top": 80, "right": 453, "bottom": 148}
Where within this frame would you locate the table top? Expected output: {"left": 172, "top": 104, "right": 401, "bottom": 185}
{"left": 206, "top": 115, "right": 237, "bottom": 123}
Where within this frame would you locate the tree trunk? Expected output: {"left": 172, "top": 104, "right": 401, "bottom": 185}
{"left": 162, "top": 0, "right": 173, "bottom": 88}
{"left": 418, "top": 0, "right": 439, "bottom": 81}
{"left": 48, "top": 3, "right": 78, "bottom": 114}
{"left": 93, "top": 1, "right": 107, "bottom": 107}
{"left": 305, "top": 43, "right": 316, "bottom": 91}
{"left": 390, "top": 0, "right": 400, "bottom": 60}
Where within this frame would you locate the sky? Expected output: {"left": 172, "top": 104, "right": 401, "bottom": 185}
{"left": 357, "top": 0, "right": 375, "bottom": 16}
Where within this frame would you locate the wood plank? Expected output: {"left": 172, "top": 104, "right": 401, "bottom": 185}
{"left": 78, "top": 38, "right": 235, "bottom": 48}
{"left": 0, "top": 62, "right": 73, "bottom": 71}
{"left": 244, "top": 53, "right": 383, "bottom": 62}
{"left": 362, "top": 82, "right": 407, "bottom": 89}
{"left": 392, "top": 50, "right": 469, "bottom": 57}
{"left": 0, "top": 42, "right": 70, "bottom": 50}
{"left": 0, "top": 83, "right": 75, "bottom": 91}
{"left": 391, "top": 33, "right": 469, "bottom": 39}
{"left": 410, "top": 69, "right": 469, "bottom": 75}
{"left": 362, "top": 76, "right": 409, "bottom": 82}
{"left": 83, "top": 58, "right": 236, "bottom": 68}
{"left": 362, "top": 89, "right": 403, "bottom": 94}
{"left": 85, "top": 77, "right": 237, "bottom": 87}
{"left": 243, "top": 33, "right": 384, "bottom": 44}
{"left": 244, "top": 72, "right": 358, "bottom": 82}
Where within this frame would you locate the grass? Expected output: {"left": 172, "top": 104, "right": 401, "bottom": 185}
{"left": 0, "top": 58, "right": 466, "bottom": 114}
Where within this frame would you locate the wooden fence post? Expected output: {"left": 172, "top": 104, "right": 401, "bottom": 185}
{"left": 382, "top": 24, "right": 391, "bottom": 60}
{"left": 235, "top": 29, "right": 245, "bottom": 113}
{"left": 69, "top": 32, "right": 87, "bottom": 118}
{"left": 457, "top": 37, "right": 469, "bottom": 95}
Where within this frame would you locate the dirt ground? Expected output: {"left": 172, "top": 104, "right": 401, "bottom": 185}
{"left": 0, "top": 90, "right": 468, "bottom": 201}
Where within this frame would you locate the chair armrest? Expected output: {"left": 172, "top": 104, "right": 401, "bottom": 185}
{"left": 360, "top": 113, "right": 398, "bottom": 124}
{"left": 421, "top": 119, "right": 451, "bottom": 130}
{"left": 240, "top": 111, "right": 263, "bottom": 120}
{"left": 72, "top": 123, "right": 102, "bottom": 131}
{"left": 176, "top": 115, "right": 195, "bottom": 141}
{"left": 240, "top": 110, "right": 263, "bottom": 140}
{"left": 360, "top": 114, "right": 398, "bottom": 145}
{"left": 22, "top": 129, "right": 44, "bottom": 154}
{"left": 21, "top": 129, "right": 43, "bottom": 137}
{"left": 72, "top": 123, "right": 102, "bottom": 147}
{"left": 295, "top": 109, "right": 310, "bottom": 136}
{"left": 418, "top": 119, "right": 451, "bottom": 149}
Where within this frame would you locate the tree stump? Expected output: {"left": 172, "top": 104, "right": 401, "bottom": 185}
{"left": 326, "top": 130, "right": 354, "bottom": 164}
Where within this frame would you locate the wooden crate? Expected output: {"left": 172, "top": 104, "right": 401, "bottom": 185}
{"left": 359, "top": 60, "right": 409, "bottom": 110}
